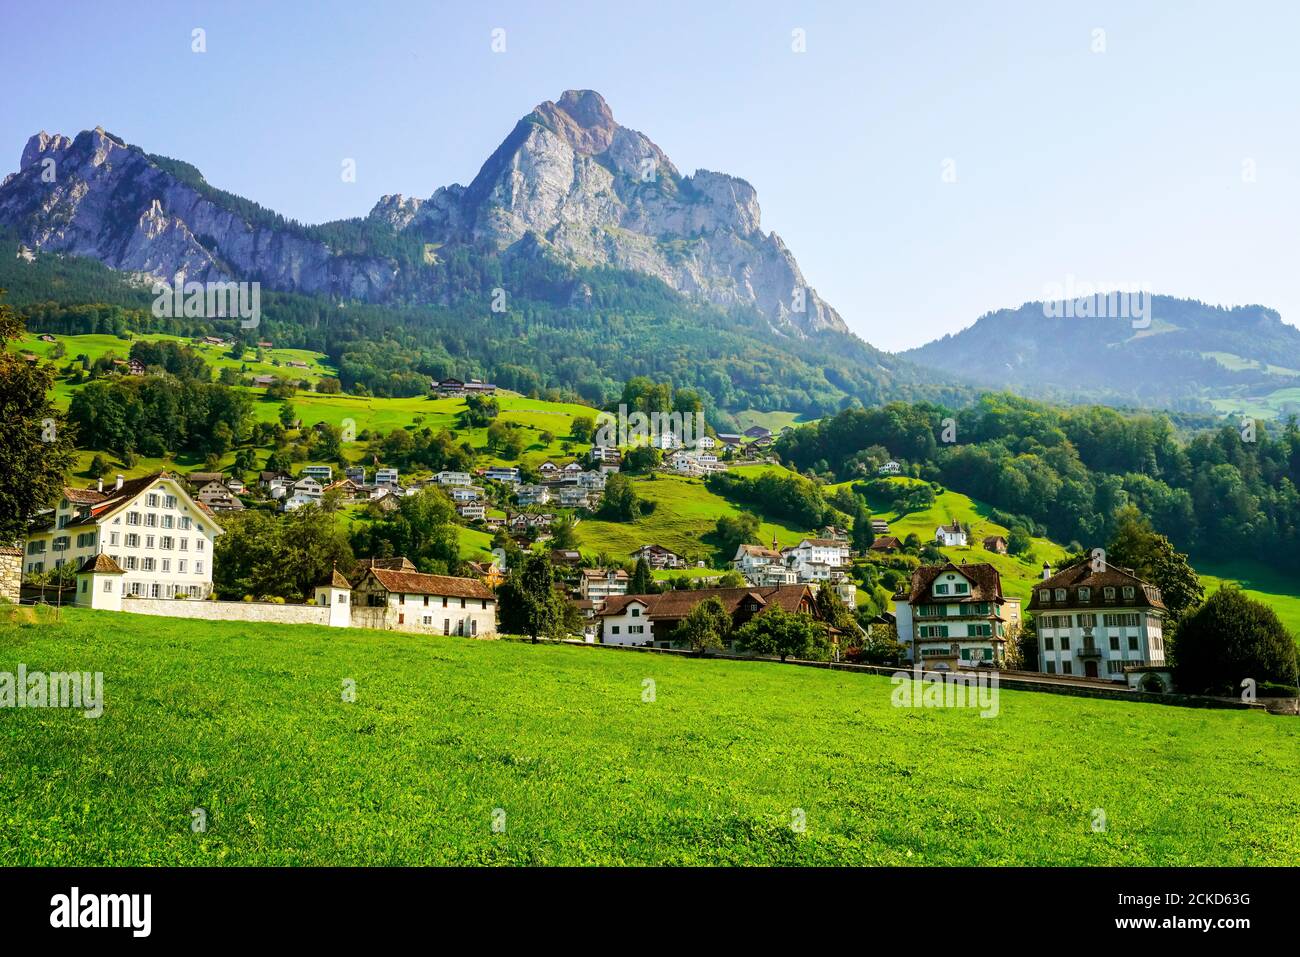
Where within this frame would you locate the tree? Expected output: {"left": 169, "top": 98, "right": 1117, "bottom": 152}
{"left": 0, "top": 292, "right": 75, "bottom": 546}
{"left": 850, "top": 504, "right": 875, "bottom": 554}
{"left": 858, "top": 624, "right": 909, "bottom": 665}
{"left": 713, "top": 513, "right": 761, "bottom": 560}
{"left": 570, "top": 415, "right": 595, "bottom": 444}
{"left": 550, "top": 514, "right": 578, "bottom": 550}
{"left": 1106, "top": 507, "right": 1203, "bottom": 623}
{"left": 733, "top": 606, "right": 828, "bottom": 662}
{"left": 278, "top": 402, "right": 297, "bottom": 429}
{"left": 678, "top": 596, "right": 731, "bottom": 655}
{"left": 622, "top": 444, "right": 660, "bottom": 474}
{"left": 350, "top": 488, "right": 460, "bottom": 574}
{"left": 498, "top": 553, "right": 564, "bottom": 642}
{"left": 599, "top": 473, "right": 641, "bottom": 521}
{"left": 716, "top": 570, "right": 746, "bottom": 588}
{"left": 1171, "top": 586, "right": 1298, "bottom": 696}
{"left": 213, "top": 506, "right": 354, "bottom": 601}
{"left": 629, "top": 556, "right": 654, "bottom": 594}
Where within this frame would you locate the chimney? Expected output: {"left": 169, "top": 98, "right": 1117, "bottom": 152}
{"left": 96, "top": 477, "right": 103, "bottom": 493}
{"left": 1042, "top": 561, "right": 1052, "bottom": 581}
{"left": 115, "top": 474, "right": 124, "bottom": 491}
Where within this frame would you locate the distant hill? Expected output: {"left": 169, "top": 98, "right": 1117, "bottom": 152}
{"left": 903, "top": 296, "right": 1300, "bottom": 417}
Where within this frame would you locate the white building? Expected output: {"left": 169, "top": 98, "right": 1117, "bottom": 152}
{"left": 892, "top": 561, "right": 1015, "bottom": 668}
{"left": 302, "top": 465, "right": 333, "bottom": 482}
{"left": 375, "top": 468, "right": 400, "bottom": 487}
{"left": 437, "top": 471, "right": 473, "bottom": 486}
{"left": 456, "top": 502, "right": 487, "bottom": 521}
{"left": 580, "top": 567, "right": 629, "bottom": 601}
{"left": 26, "top": 473, "right": 222, "bottom": 599}
{"left": 1030, "top": 560, "right": 1167, "bottom": 681}
{"left": 782, "top": 538, "right": 851, "bottom": 578}
{"left": 351, "top": 567, "right": 497, "bottom": 637}
{"left": 516, "top": 484, "right": 552, "bottom": 506}
{"left": 934, "top": 521, "right": 968, "bottom": 547}
{"left": 485, "top": 466, "right": 521, "bottom": 483}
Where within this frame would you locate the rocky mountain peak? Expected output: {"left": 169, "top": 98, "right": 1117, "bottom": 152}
{"left": 533, "top": 89, "right": 618, "bottom": 154}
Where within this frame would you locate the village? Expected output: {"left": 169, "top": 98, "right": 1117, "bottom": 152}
{"left": 7, "top": 419, "right": 1178, "bottom": 698}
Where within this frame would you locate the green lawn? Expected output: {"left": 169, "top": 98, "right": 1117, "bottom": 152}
{"left": 1, "top": 607, "right": 1296, "bottom": 866}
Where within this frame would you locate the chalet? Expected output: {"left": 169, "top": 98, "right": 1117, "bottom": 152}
{"left": 934, "top": 521, "right": 968, "bottom": 547}
{"left": 549, "top": 549, "right": 583, "bottom": 568}
{"left": 352, "top": 567, "right": 496, "bottom": 637}
{"left": 870, "top": 519, "right": 890, "bottom": 534}
{"left": 1029, "top": 560, "right": 1167, "bottom": 681}
{"left": 285, "top": 360, "right": 309, "bottom": 369}
{"left": 195, "top": 481, "right": 244, "bottom": 512}
{"left": 538, "top": 461, "right": 559, "bottom": 475}
{"left": 695, "top": 435, "right": 717, "bottom": 451}
{"left": 562, "top": 462, "right": 584, "bottom": 474}
{"left": 259, "top": 470, "right": 294, "bottom": 490}
{"left": 982, "top": 535, "right": 1008, "bottom": 555}
{"left": 38, "top": 334, "right": 56, "bottom": 343}
{"left": 516, "top": 484, "right": 552, "bottom": 507}
{"left": 574, "top": 470, "right": 607, "bottom": 490}
{"left": 743, "top": 426, "right": 772, "bottom": 440}
{"left": 597, "top": 584, "right": 820, "bottom": 649}
{"left": 324, "top": 478, "right": 370, "bottom": 503}
{"left": 345, "top": 466, "right": 368, "bottom": 485}
{"left": 252, "top": 374, "right": 278, "bottom": 388}
{"left": 448, "top": 486, "right": 482, "bottom": 503}
{"left": 630, "top": 544, "right": 685, "bottom": 570}
{"left": 869, "top": 536, "right": 903, "bottom": 553}
{"left": 24, "top": 473, "right": 221, "bottom": 599}
{"left": 558, "top": 486, "right": 591, "bottom": 509}
{"left": 892, "top": 562, "right": 1015, "bottom": 668}
{"left": 716, "top": 433, "right": 743, "bottom": 448}
{"left": 455, "top": 502, "right": 486, "bottom": 521}
{"left": 820, "top": 526, "right": 849, "bottom": 542}
{"left": 127, "top": 358, "right": 146, "bottom": 376}
{"left": 186, "top": 471, "right": 227, "bottom": 487}
{"left": 580, "top": 568, "right": 629, "bottom": 602}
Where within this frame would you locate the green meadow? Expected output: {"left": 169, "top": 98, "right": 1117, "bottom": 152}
{"left": 1, "top": 607, "right": 1296, "bottom": 866}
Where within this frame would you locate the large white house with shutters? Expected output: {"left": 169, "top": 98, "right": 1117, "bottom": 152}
{"left": 1028, "top": 560, "right": 1167, "bottom": 681}
{"left": 892, "top": 561, "right": 1018, "bottom": 668}
{"left": 25, "top": 473, "right": 222, "bottom": 599}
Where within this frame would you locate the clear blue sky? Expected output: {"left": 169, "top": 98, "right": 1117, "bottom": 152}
{"left": 3, "top": 0, "right": 1297, "bottom": 351}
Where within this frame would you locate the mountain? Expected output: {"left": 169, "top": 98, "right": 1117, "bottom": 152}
{"left": 903, "top": 296, "right": 1300, "bottom": 416}
{"left": 0, "top": 91, "right": 844, "bottom": 337}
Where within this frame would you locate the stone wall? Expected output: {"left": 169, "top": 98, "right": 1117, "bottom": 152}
{"left": 121, "top": 597, "right": 333, "bottom": 627}
{"left": 0, "top": 547, "right": 20, "bottom": 604}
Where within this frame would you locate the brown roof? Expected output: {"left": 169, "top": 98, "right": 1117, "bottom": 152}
{"left": 796, "top": 538, "right": 846, "bottom": 548}
{"left": 355, "top": 556, "right": 417, "bottom": 572}
{"left": 0, "top": 545, "right": 23, "bottom": 556}
{"left": 598, "top": 585, "right": 814, "bottom": 622}
{"left": 318, "top": 567, "right": 351, "bottom": 588}
{"left": 63, "top": 473, "right": 177, "bottom": 528}
{"left": 66, "top": 487, "right": 108, "bottom": 505}
{"left": 365, "top": 568, "right": 494, "bottom": 600}
{"left": 870, "top": 536, "right": 902, "bottom": 550}
{"left": 1028, "top": 561, "right": 1166, "bottom": 611}
{"left": 77, "top": 552, "right": 124, "bottom": 574}
{"left": 907, "top": 562, "right": 1005, "bottom": 604}
{"left": 187, "top": 472, "right": 226, "bottom": 484}
{"left": 580, "top": 567, "right": 628, "bottom": 580}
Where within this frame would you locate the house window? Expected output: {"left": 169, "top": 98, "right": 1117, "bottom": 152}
{"left": 1104, "top": 587, "right": 1115, "bottom": 599}
{"left": 422, "top": 616, "right": 433, "bottom": 626}
{"left": 460, "top": 598, "right": 466, "bottom": 608}
{"left": 195, "top": 561, "right": 203, "bottom": 574}
{"left": 103, "top": 580, "right": 113, "bottom": 593}
{"left": 444, "top": 620, "right": 450, "bottom": 635}
{"left": 1039, "top": 589, "right": 1050, "bottom": 602}
{"left": 1122, "top": 586, "right": 1135, "bottom": 599}
{"left": 1054, "top": 589, "right": 1066, "bottom": 601}
{"left": 147, "top": 494, "right": 159, "bottom": 508}
{"left": 1044, "top": 636, "right": 1054, "bottom": 650}
{"left": 1060, "top": 636, "right": 1070, "bottom": 650}
{"left": 1062, "top": 661, "right": 1073, "bottom": 675}
{"left": 471, "top": 620, "right": 477, "bottom": 636}
{"left": 178, "top": 560, "right": 187, "bottom": 573}
{"left": 1110, "top": 635, "right": 1120, "bottom": 651}
{"left": 954, "top": 583, "right": 969, "bottom": 594}
{"left": 1128, "top": 635, "right": 1139, "bottom": 651}
{"left": 442, "top": 596, "right": 448, "bottom": 607}
{"left": 1045, "top": 661, "right": 1057, "bottom": 674}
{"left": 145, "top": 514, "right": 157, "bottom": 528}
{"left": 934, "top": 584, "right": 949, "bottom": 595}
{"left": 631, "top": 607, "right": 640, "bottom": 617}
{"left": 1078, "top": 587, "right": 1090, "bottom": 603}
{"left": 611, "top": 626, "right": 620, "bottom": 634}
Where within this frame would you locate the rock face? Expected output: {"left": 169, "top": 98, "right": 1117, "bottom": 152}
{"left": 1, "top": 92, "right": 847, "bottom": 335}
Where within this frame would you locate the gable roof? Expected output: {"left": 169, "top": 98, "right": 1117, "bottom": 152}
{"left": 1028, "top": 561, "right": 1165, "bottom": 611}
{"left": 363, "top": 568, "right": 494, "bottom": 600}
{"left": 598, "top": 585, "right": 814, "bottom": 621}
{"left": 906, "top": 562, "right": 1004, "bottom": 603}
{"left": 317, "top": 567, "right": 351, "bottom": 589}
{"left": 62, "top": 473, "right": 221, "bottom": 533}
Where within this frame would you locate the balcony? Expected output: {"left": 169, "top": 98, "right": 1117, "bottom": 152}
{"left": 1076, "top": 641, "right": 1103, "bottom": 659}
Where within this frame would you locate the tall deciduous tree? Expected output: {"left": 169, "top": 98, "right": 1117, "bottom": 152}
{"left": 1172, "top": 586, "right": 1297, "bottom": 695}
{"left": 0, "top": 292, "right": 74, "bottom": 546}
{"left": 677, "top": 596, "right": 731, "bottom": 655}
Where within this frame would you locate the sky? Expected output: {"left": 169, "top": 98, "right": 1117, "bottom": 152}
{"left": 2, "top": 0, "right": 1297, "bottom": 351}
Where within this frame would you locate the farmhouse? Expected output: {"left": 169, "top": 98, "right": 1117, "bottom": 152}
{"left": 630, "top": 543, "right": 684, "bottom": 570}
{"left": 351, "top": 567, "right": 497, "bottom": 637}
{"left": 25, "top": 473, "right": 221, "bottom": 599}
{"left": 1029, "top": 560, "right": 1167, "bottom": 681}
{"left": 597, "top": 584, "right": 819, "bottom": 649}
{"left": 892, "top": 562, "right": 1016, "bottom": 668}
{"left": 982, "top": 535, "right": 1008, "bottom": 554}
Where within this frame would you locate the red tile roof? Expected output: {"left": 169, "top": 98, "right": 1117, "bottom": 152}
{"left": 907, "top": 562, "right": 1005, "bottom": 604}
{"left": 1027, "top": 561, "right": 1165, "bottom": 611}
{"left": 365, "top": 568, "right": 494, "bottom": 600}
{"left": 598, "top": 585, "right": 815, "bottom": 622}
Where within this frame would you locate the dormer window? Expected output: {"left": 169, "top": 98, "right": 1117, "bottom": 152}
{"left": 1104, "top": 587, "right": 1115, "bottom": 599}
{"left": 1122, "top": 586, "right": 1135, "bottom": 600}
{"left": 954, "top": 582, "right": 969, "bottom": 594}
{"left": 1055, "top": 588, "right": 1067, "bottom": 602}
{"left": 935, "top": 584, "right": 949, "bottom": 595}
{"left": 1039, "top": 589, "right": 1050, "bottom": 602}
{"left": 1078, "top": 587, "right": 1090, "bottom": 603}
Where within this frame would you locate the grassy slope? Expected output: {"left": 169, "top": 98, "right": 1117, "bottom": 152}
{"left": 2, "top": 607, "right": 1296, "bottom": 866}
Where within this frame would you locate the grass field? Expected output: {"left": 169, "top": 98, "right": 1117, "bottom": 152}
{"left": 1, "top": 607, "right": 1296, "bottom": 866}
